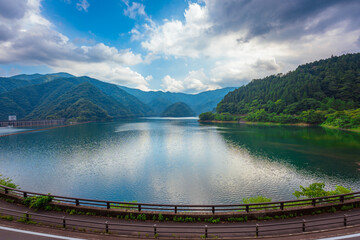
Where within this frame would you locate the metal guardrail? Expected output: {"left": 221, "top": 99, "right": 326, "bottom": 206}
{"left": 0, "top": 184, "right": 359, "bottom": 214}
{"left": 0, "top": 206, "right": 360, "bottom": 238}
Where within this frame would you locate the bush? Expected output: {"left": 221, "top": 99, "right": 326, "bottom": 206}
{"left": 0, "top": 174, "right": 19, "bottom": 189}
{"left": 23, "top": 195, "right": 54, "bottom": 210}
{"left": 293, "top": 183, "right": 352, "bottom": 199}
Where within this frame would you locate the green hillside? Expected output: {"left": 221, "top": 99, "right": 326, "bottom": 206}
{"left": 200, "top": 53, "right": 360, "bottom": 129}
{"left": 161, "top": 102, "right": 196, "bottom": 117}
{"left": 0, "top": 78, "right": 145, "bottom": 122}
{"left": 26, "top": 82, "right": 130, "bottom": 120}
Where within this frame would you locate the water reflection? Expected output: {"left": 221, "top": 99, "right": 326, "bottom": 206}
{"left": 0, "top": 119, "right": 359, "bottom": 205}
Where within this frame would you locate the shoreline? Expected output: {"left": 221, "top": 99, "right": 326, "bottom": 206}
{"left": 0, "top": 121, "right": 92, "bottom": 138}
{"left": 199, "top": 120, "right": 360, "bottom": 132}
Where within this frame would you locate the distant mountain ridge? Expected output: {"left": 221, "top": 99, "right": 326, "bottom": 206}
{"left": 118, "top": 86, "right": 237, "bottom": 115}
{"left": 0, "top": 73, "right": 235, "bottom": 122}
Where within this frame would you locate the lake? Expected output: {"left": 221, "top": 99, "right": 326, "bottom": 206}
{"left": 0, "top": 118, "right": 359, "bottom": 204}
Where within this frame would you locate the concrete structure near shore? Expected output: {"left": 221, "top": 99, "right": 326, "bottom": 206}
{"left": 0, "top": 119, "right": 65, "bottom": 127}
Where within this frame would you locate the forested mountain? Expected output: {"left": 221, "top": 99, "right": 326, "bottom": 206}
{"left": 0, "top": 71, "right": 237, "bottom": 121}
{"left": 161, "top": 102, "right": 196, "bottom": 117}
{"left": 0, "top": 76, "right": 152, "bottom": 122}
{"left": 200, "top": 53, "right": 360, "bottom": 129}
{"left": 0, "top": 77, "right": 32, "bottom": 94}
{"left": 119, "top": 86, "right": 237, "bottom": 115}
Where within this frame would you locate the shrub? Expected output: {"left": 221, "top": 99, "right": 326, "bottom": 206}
{"left": 293, "top": 183, "right": 352, "bottom": 199}
{"left": 23, "top": 195, "right": 53, "bottom": 210}
{"left": 0, "top": 174, "right": 19, "bottom": 189}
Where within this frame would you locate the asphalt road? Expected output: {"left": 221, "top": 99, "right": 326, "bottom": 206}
{"left": 1, "top": 198, "right": 360, "bottom": 239}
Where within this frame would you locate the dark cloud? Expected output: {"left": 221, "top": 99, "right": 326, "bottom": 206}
{"left": 252, "top": 59, "right": 280, "bottom": 71}
{"left": 0, "top": 0, "right": 27, "bottom": 19}
{"left": 0, "top": 25, "right": 14, "bottom": 41}
{"left": 206, "top": 0, "right": 360, "bottom": 41}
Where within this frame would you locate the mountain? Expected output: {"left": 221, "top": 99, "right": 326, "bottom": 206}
{"left": 119, "top": 86, "right": 237, "bottom": 115}
{"left": 0, "top": 72, "right": 235, "bottom": 121}
{"left": 0, "top": 77, "right": 151, "bottom": 121}
{"left": 161, "top": 102, "right": 196, "bottom": 117}
{"left": 10, "top": 72, "right": 74, "bottom": 82}
{"left": 0, "top": 77, "right": 32, "bottom": 94}
{"left": 25, "top": 82, "right": 131, "bottom": 120}
{"left": 201, "top": 53, "right": 360, "bottom": 129}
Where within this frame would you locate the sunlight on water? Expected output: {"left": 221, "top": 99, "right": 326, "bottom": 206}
{"left": 0, "top": 118, "right": 359, "bottom": 204}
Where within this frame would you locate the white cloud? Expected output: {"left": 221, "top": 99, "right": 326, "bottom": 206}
{"left": 122, "top": 1, "right": 146, "bottom": 19}
{"left": 53, "top": 61, "right": 151, "bottom": 91}
{"left": 141, "top": 3, "right": 211, "bottom": 58}
{"left": 76, "top": 0, "right": 89, "bottom": 12}
{"left": 139, "top": 1, "right": 360, "bottom": 89}
{"left": 161, "top": 75, "right": 184, "bottom": 92}
{"left": 0, "top": 0, "right": 150, "bottom": 89}
{"left": 161, "top": 69, "right": 220, "bottom": 93}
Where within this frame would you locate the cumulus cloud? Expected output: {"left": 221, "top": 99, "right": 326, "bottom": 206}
{"left": 52, "top": 61, "right": 151, "bottom": 91}
{"left": 0, "top": 0, "right": 150, "bottom": 89}
{"left": 76, "top": 0, "right": 90, "bottom": 12}
{"left": 142, "top": 3, "right": 211, "bottom": 58}
{"left": 161, "top": 69, "right": 220, "bottom": 93}
{"left": 0, "top": 0, "right": 27, "bottom": 19}
{"left": 122, "top": 1, "right": 146, "bottom": 19}
{"left": 138, "top": 0, "right": 360, "bottom": 89}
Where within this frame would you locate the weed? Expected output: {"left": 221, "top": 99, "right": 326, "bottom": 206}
{"left": 137, "top": 213, "right": 147, "bottom": 221}
{"left": 328, "top": 207, "right": 337, "bottom": 213}
{"left": 205, "top": 217, "right": 220, "bottom": 223}
{"left": 341, "top": 204, "right": 354, "bottom": 211}
{"left": 0, "top": 215, "right": 13, "bottom": 221}
{"left": 5, "top": 199, "right": 14, "bottom": 203}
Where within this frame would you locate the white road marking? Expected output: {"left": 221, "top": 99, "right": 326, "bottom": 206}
{"left": 0, "top": 225, "right": 85, "bottom": 240}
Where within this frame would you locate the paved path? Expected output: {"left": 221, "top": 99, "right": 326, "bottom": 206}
{"left": 1, "top": 199, "right": 360, "bottom": 239}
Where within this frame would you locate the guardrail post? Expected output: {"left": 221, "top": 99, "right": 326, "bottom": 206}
{"left": 255, "top": 224, "right": 259, "bottom": 237}
{"left": 312, "top": 199, "right": 316, "bottom": 207}
{"left": 105, "top": 221, "right": 109, "bottom": 233}
{"left": 205, "top": 225, "right": 208, "bottom": 238}
{"left": 246, "top": 205, "right": 249, "bottom": 212}
{"left": 174, "top": 206, "right": 177, "bottom": 214}
{"left": 344, "top": 214, "right": 347, "bottom": 226}
{"left": 212, "top": 206, "right": 215, "bottom": 214}
{"left": 280, "top": 202, "right": 284, "bottom": 210}
{"left": 107, "top": 202, "right": 110, "bottom": 209}
{"left": 4, "top": 188, "right": 8, "bottom": 194}
{"left": 153, "top": 224, "right": 157, "bottom": 236}
{"left": 23, "top": 192, "right": 27, "bottom": 198}
{"left": 75, "top": 199, "right": 79, "bottom": 206}
{"left": 26, "top": 211, "right": 30, "bottom": 222}
{"left": 62, "top": 216, "right": 66, "bottom": 228}
{"left": 302, "top": 219, "right": 306, "bottom": 232}
{"left": 340, "top": 195, "right": 345, "bottom": 203}
{"left": 138, "top": 204, "right": 141, "bottom": 212}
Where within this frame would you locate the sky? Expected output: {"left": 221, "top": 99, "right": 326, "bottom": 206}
{"left": 0, "top": 0, "right": 359, "bottom": 93}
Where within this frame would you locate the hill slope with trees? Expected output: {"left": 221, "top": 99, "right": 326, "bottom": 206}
{"left": 161, "top": 102, "right": 196, "bottom": 117}
{"left": 200, "top": 53, "right": 360, "bottom": 130}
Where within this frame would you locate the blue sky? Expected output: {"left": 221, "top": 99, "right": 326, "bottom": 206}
{"left": 0, "top": 0, "right": 359, "bottom": 93}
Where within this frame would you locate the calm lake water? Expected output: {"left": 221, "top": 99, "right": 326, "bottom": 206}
{"left": 1, "top": 118, "right": 360, "bottom": 204}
